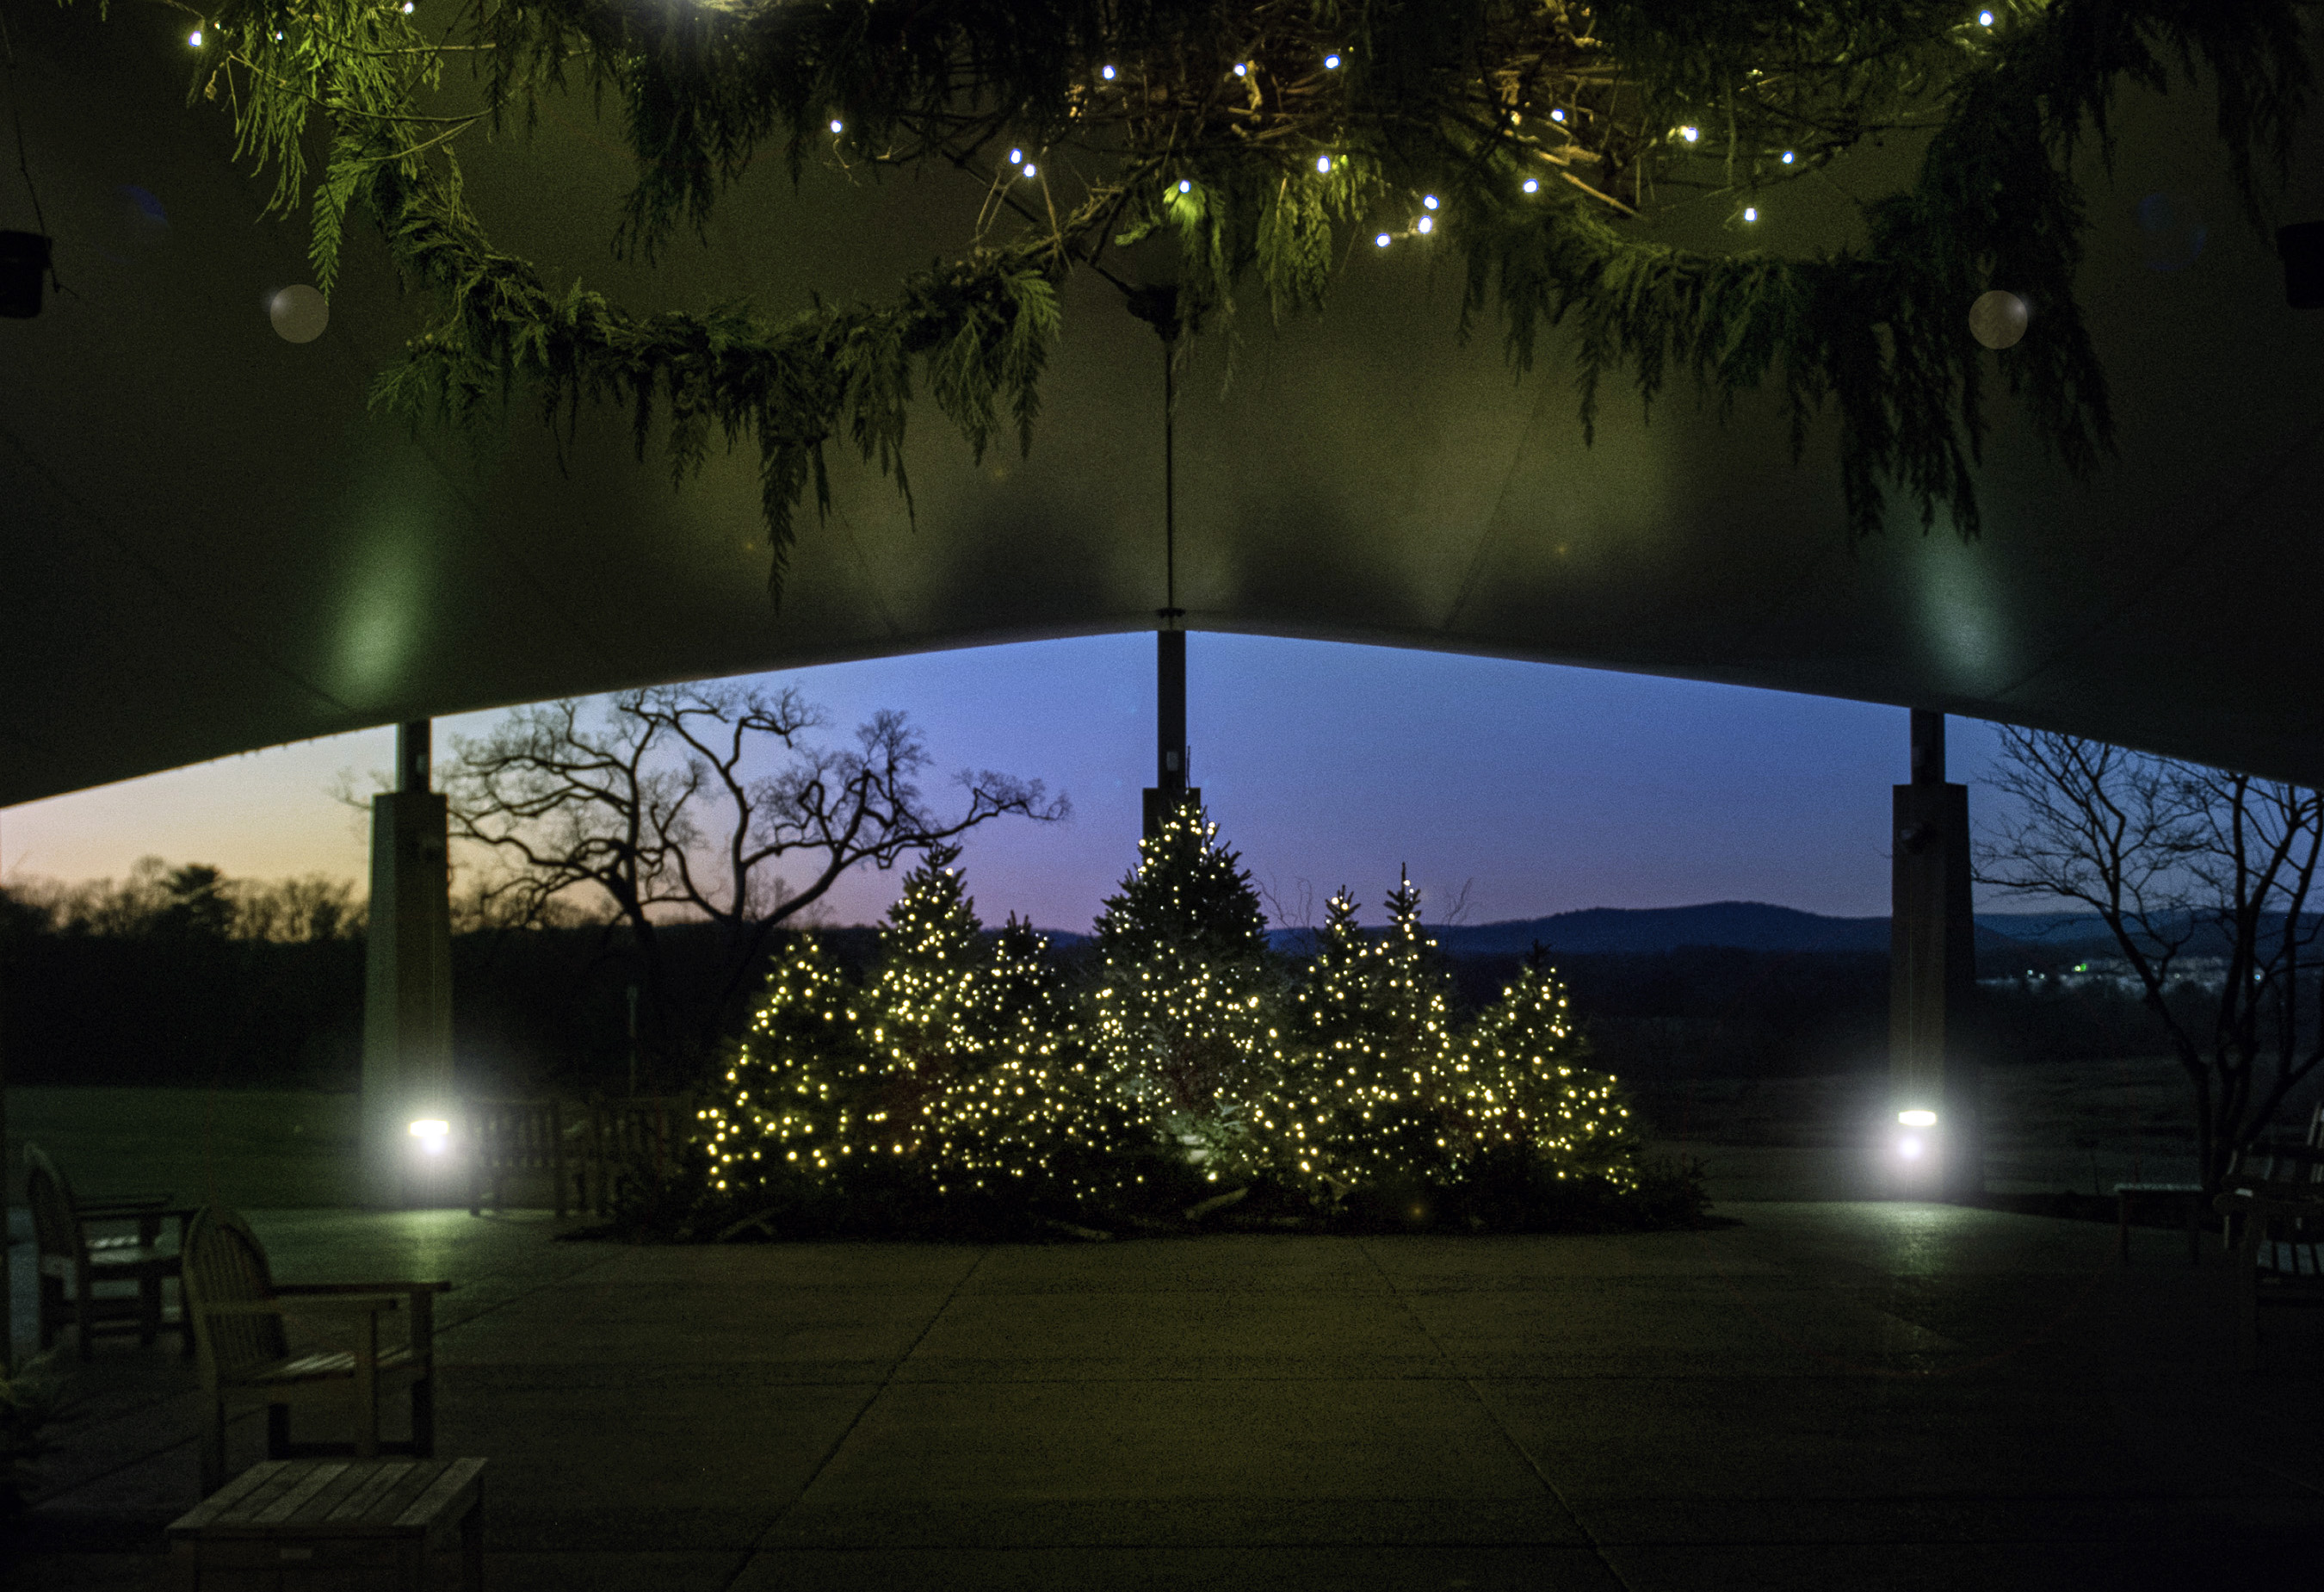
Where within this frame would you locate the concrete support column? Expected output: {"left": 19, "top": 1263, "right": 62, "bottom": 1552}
{"left": 1889, "top": 709, "right": 1981, "bottom": 1197}
{"left": 361, "top": 722, "right": 454, "bottom": 1206}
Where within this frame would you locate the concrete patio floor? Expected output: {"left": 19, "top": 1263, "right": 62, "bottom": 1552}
{"left": 9, "top": 1202, "right": 2321, "bottom": 1589}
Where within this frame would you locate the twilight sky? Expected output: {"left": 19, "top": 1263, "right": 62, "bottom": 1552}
{"left": 0, "top": 634, "right": 2018, "bottom": 932}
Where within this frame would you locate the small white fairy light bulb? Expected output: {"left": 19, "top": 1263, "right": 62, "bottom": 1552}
{"left": 401, "top": 1, "right": 414, "bottom": 11}
{"left": 1324, "top": 53, "right": 1341, "bottom": 69}
{"left": 1023, "top": 163, "right": 1037, "bottom": 178}
{"left": 1743, "top": 207, "right": 1758, "bottom": 221}
{"left": 1316, "top": 155, "right": 1332, "bottom": 175}
{"left": 829, "top": 118, "right": 844, "bottom": 134}
{"left": 1177, "top": 179, "right": 1192, "bottom": 194}
{"left": 1678, "top": 126, "right": 1699, "bottom": 143}
{"left": 1375, "top": 233, "right": 1391, "bottom": 248}
{"left": 1422, "top": 195, "right": 1438, "bottom": 210}
{"left": 1522, "top": 178, "right": 1539, "bottom": 194}
{"left": 1233, "top": 63, "right": 1247, "bottom": 77}
{"left": 1417, "top": 215, "right": 1433, "bottom": 234}
{"left": 1782, "top": 150, "right": 1796, "bottom": 164}
{"left": 188, "top": 27, "right": 203, "bottom": 46}
{"left": 1979, "top": 9, "right": 1994, "bottom": 24}
{"left": 1102, "top": 64, "right": 1116, "bottom": 80}
{"left": 1550, "top": 108, "right": 1566, "bottom": 122}
{"left": 1009, "top": 148, "right": 1023, "bottom": 165}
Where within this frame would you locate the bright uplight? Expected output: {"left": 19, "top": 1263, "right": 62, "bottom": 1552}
{"left": 1898, "top": 1135, "right": 1925, "bottom": 1159}
{"left": 1898, "top": 1109, "right": 1938, "bottom": 1128}
{"left": 409, "top": 1118, "right": 451, "bottom": 1155}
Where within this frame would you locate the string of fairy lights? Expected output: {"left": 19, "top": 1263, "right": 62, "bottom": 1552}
{"left": 700, "top": 804, "right": 1637, "bottom": 1216}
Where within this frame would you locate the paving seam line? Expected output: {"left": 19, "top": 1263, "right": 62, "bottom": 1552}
{"left": 1354, "top": 1240, "right": 1640, "bottom": 1592}
{"left": 725, "top": 1244, "right": 995, "bottom": 1589}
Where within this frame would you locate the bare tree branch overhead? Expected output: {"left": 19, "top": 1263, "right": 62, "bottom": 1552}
{"left": 441, "top": 682, "right": 1068, "bottom": 1069}
{"left": 1978, "top": 728, "right": 2324, "bottom": 1188}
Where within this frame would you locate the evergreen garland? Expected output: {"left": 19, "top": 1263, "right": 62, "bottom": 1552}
{"left": 153, "top": 0, "right": 2306, "bottom": 593}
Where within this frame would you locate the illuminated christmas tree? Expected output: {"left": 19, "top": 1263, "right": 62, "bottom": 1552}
{"left": 700, "top": 934, "right": 870, "bottom": 1192}
{"left": 1448, "top": 946, "right": 1636, "bottom": 1186}
{"left": 1086, "top": 801, "right": 1283, "bottom": 1179}
{"left": 1281, "top": 877, "right": 1462, "bottom": 1194}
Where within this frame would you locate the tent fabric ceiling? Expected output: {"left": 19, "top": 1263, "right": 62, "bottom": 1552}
{"left": 3, "top": 8, "right": 2322, "bottom": 808}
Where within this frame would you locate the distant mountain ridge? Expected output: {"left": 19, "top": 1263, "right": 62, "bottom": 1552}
{"left": 1255, "top": 901, "right": 2123, "bottom": 957}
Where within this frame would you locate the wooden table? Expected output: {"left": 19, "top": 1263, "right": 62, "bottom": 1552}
{"left": 167, "top": 1458, "right": 485, "bottom": 1590}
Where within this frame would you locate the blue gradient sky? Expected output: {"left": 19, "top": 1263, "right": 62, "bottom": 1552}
{"left": 1, "top": 635, "right": 2017, "bottom": 932}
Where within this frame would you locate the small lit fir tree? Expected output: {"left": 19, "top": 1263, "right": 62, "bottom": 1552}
{"left": 1447, "top": 945, "right": 1635, "bottom": 1187}
{"left": 1086, "top": 801, "right": 1283, "bottom": 1179}
{"left": 701, "top": 933, "right": 869, "bottom": 1191}
{"left": 1280, "top": 879, "right": 1464, "bottom": 1194}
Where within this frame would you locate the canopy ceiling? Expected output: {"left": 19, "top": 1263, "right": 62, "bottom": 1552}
{"left": 4, "top": 7, "right": 2321, "bottom": 808}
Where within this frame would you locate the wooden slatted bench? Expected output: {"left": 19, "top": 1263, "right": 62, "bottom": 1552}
{"left": 167, "top": 1458, "right": 485, "bottom": 1590}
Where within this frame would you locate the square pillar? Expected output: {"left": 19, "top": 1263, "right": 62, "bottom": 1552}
{"left": 1890, "top": 714, "right": 1981, "bottom": 1197}
{"left": 362, "top": 786, "right": 454, "bottom": 1206}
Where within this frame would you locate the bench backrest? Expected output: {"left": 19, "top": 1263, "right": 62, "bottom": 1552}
{"left": 182, "top": 1207, "right": 288, "bottom": 1372}
{"left": 23, "top": 1143, "right": 80, "bottom": 1265}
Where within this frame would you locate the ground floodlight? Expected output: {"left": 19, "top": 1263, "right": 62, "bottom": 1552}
{"left": 1898, "top": 1109, "right": 1938, "bottom": 1128}
{"left": 409, "top": 1118, "right": 451, "bottom": 1155}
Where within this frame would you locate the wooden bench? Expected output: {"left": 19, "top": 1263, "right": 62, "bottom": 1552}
{"left": 182, "top": 1207, "right": 450, "bottom": 1495}
{"left": 25, "top": 1141, "right": 195, "bottom": 1359}
{"left": 467, "top": 1094, "right": 695, "bottom": 1218}
{"left": 2213, "top": 1141, "right": 2324, "bottom": 1370}
{"left": 168, "top": 1458, "right": 485, "bottom": 1590}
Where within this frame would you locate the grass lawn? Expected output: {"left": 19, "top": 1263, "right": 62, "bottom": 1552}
{"left": 6, "top": 1087, "right": 362, "bottom": 1209}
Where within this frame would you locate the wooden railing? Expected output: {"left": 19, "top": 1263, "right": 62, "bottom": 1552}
{"left": 467, "top": 1095, "right": 696, "bottom": 1218}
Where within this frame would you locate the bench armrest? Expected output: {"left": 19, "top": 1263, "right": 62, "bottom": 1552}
{"left": 202, "top": 1297, "right": 403, "bottom": 1316}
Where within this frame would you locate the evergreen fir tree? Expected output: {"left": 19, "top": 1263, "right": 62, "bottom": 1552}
{"left": 858, "top": 845, "right": 997, "bottom": 1157}
{"left": 1451, "top": 945, "right": 1636, "bottom": 1185}
{"left": 1087, "top": 802, "right": 1282, "bottom": 1176}
{"left": 702, "top": 935, "right": 870, "bottom": 1192}
{"left": 1282, "top": 876, "right": 1462, "bottom": 1193}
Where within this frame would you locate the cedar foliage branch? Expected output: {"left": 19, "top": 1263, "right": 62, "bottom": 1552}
{"left": 171, "top": 0, "right": 2308, "bottom": 595}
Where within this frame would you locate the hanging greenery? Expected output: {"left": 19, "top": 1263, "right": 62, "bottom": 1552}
{"left": 164, "top": 0, "right": 2309, "bottom": 592}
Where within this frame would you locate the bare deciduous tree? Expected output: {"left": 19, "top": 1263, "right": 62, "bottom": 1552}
{"left": 1977, "top": 728, "right": 2324, "bottom": 1187}
{"left": 441, "top": 682, "right": 1068, "bottom": 1068}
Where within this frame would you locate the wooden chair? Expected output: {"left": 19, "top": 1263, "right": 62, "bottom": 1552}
{"left": 181, "top": 1206, "right": 452, "bottom": 1494}
{"left": 2213, "top": 1141, "right": 2324, "bottom": 1370}
{"left": 24, "top": 1142, "right": 195, "bottom": 1360}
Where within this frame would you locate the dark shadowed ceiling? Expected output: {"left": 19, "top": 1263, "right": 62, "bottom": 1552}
{"left": 3, "top": 5, "right": 2321, "bottom": 808}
